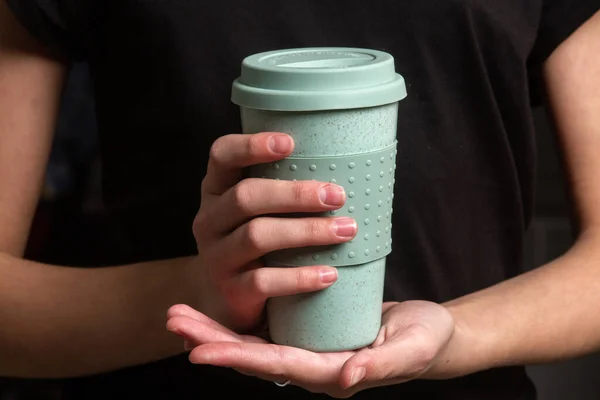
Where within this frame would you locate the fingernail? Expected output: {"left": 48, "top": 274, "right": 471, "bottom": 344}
{"left": 183, "top": 340, "right": 193, "bottom": 351}
{"left": 268, "top": 135, "right": 292, "bottom": 154}
{"left": 319, "top": 184, "right": 345, "bottom": 206}
{"left": 349, "top": 367, "right": 366, "bottom": 387}
{"left": 320, "top": 267, "right": 338, "bottom": 283}
{"left": 333, "top": 217, "right": 357, "bottom": 238}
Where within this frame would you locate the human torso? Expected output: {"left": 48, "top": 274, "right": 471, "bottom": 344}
{"left": 66, "top": 0, "right": 542, "bottom": 398}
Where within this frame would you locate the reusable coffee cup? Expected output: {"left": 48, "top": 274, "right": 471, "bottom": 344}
{"left": 231, "top": 47, "right": 407, "bottom": 352}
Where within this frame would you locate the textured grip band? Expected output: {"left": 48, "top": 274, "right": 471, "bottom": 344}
{"left": 247, "top": 142, "right": 397, "bottom": 267}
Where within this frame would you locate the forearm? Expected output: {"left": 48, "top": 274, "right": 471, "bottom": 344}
{"left": 428, "top": 229, "right": 600, "bottom": 378}
{"left": 0, "top": 253, "right": 198, "bottom": 378}
{"left": 428, "top": 10, "right": 600, "bottom": 380}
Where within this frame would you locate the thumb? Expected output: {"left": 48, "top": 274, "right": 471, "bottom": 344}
{"left": 339, "top": 325, "right": 438, "bottom": 389}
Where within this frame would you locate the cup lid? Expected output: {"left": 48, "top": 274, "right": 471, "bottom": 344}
{"left": 231, "top": 47, "right": 407, "bottom": 111}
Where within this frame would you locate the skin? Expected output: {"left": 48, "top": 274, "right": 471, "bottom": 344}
{"left": 166, "top": 9, "right": 600, "bottom": 399}
{"left": 0, "top": 2, "right": 357, "bottom": 378}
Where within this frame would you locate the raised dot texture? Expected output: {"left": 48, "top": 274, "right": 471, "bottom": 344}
{"left": 274, "top": 163, "right": 280, "bottom": 170}
{"left": 248, "top": 143, "right": 397, "bottom": 267}
{"left": 312, "top": 254, "right": 320, "bottom": 261}
{"left": 348, "top": 252, "right": 355, "bottom": 258}
{"left": 380, "top": 157, "right": 385, "bottom": 163}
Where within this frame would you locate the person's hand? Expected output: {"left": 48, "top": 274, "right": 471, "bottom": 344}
{"left": 166, "top": 301, "right": 455, "bottom": 398}
{"left": 189, "top": 132, "right": 357, "bottom": 333}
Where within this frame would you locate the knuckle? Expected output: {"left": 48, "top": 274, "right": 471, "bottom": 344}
{"left": 249, "top": 269, "right": 270, "bottom": 297}
{"left": 232, "top": 181, "right": 254, "bottom": 214}
{"left": 246, "top": 135, "right": 264, "bottom": 158}
{"left": 208, "top": 138, "right": 227, "bottom": 166}
{"left": 200, "top": 175, "right": 211, "bottom": 194}
{"left": 270, "top": 344, "right": 287, "bottom": 365}
{"left": 294, "top": 268, "right": 316, "bottom": 289}
{"left": 192, "top": 213, "right": 209, "bottom": 242}
{"left": 290, "top": 181, "right": 313, "bottom": 205}
{"left": 304, "top": 218, "right": 326, "bottom": 239}
{"left": 244, "top": 219, "right": 267, "bottom": 252}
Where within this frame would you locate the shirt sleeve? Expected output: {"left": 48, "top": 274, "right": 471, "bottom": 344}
{"left": 529, "top": 0, "right": 599, "bottom": 65}
{"left": 5, "top": 0, "right": 87, "bottom": 61}
{"left": 528, "top": 1, "right": 598, "bottom": 105}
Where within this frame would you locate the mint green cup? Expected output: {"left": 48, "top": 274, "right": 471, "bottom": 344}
{"left": 231, "top": 48, "right": 407, "bottom": 352}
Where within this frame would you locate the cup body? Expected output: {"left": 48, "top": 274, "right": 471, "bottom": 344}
{"left": 232, "top": 48, "right": 406, "bottom": 351}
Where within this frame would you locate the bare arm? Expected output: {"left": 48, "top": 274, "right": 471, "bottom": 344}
{"left": 432, "top": 9, "right": 600, "bottom": 377}
{"left": 0, "top": 3, "right": 345, "bottom": 378}
{"left": 0, "top": 2, "right": 198, "bottom": 378}
{"left": 0, "top": 0, "right": 64, "bottom": 256}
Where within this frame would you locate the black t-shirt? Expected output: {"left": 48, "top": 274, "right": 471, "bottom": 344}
{"left": 6, "top": 0, "right": 599, "bottom": 399}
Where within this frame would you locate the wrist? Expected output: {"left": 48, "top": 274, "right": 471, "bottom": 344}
{"left": 423, "top": 303, "right": 498, "bottom": 380}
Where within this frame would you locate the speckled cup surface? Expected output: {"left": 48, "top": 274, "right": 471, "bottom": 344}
{"left": 231, "top": 48, "right": 407, "bottom": 352}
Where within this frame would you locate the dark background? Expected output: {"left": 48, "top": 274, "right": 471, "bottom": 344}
{"left": 1, "top": 62, "right": 599, "bottom": 399}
